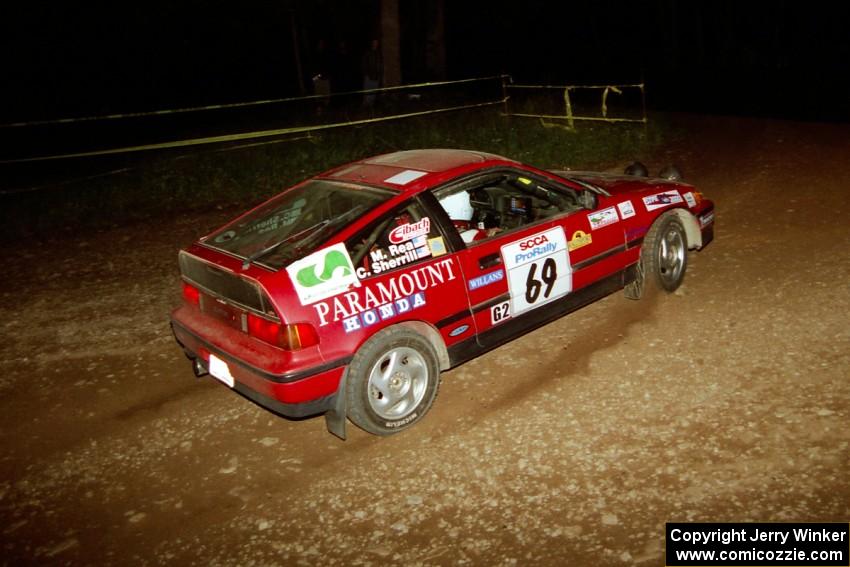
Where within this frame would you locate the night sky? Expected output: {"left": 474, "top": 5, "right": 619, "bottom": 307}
{"left": 3, "top": 1, "right": 850, "bottom": 122}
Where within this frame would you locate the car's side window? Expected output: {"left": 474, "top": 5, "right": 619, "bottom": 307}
{"left": 433, "top": 172, "right": 581, "bottom": 245}
{"left": 346, "top": 201, "right": 449, "bottom": 279}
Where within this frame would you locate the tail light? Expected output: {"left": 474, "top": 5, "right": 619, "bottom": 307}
{"left": 182, "top": 281, "right": 200, "bottom": 306}
{"left": 247, "top": 313, "right": 319, "bottom": 351}
{"left": 691, "top": 190, "right": 704, "bottom": 206}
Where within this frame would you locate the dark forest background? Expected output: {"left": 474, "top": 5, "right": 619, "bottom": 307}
{"left": 3, "top": 0, "right": 850, "bottom": 123}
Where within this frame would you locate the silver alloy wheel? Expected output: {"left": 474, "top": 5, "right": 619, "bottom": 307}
{"left": 658, "top": 227, "right": 686, "bottom": 287}
{"left": 367, "top": 346, "right": 429, "bottom": 420}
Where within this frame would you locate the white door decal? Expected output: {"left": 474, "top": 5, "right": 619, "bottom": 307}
{"left": 500, "top": 227, "right": 571, "bottom": 316}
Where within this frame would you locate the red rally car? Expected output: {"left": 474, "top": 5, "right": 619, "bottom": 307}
{"left": 170, "top": 149, "right": 714, "bottom": 439}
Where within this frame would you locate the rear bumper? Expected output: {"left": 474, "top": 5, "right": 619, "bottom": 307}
{"left": 171, "top": 317, "right": 347, "bottom": 419}
{"left": 190, "top": 355, "right": 338, "bottom": 418}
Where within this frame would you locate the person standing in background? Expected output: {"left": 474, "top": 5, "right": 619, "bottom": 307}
{"left": 361, "top": 38, "right": 382, "bottom": 107}
{"left": 311, "top": 38, "right": 332, "bottom": 115}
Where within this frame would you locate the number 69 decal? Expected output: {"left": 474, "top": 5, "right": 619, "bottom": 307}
{"left": 500, "top": 227, "right": 572, "bottom": 316}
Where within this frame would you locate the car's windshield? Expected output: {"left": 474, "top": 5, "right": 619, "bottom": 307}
{"left": 203, "top": 180, "right": 393, "bottom": 269}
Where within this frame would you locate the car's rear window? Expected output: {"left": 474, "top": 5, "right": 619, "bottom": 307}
{"left": 203, "top": 180, "right": 393, "bottom": 269}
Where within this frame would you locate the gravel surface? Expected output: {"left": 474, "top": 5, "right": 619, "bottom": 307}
{"left": 1, "top": 114, "right": 848, "bottom": 566}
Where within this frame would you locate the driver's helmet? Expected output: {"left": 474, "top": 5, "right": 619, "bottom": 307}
{"left": 438, "top": 191, "right": 474, "bottom": 221}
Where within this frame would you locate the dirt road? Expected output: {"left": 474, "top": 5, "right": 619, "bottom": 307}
{"left": 1, "top": 115, "right": 848, "bottom": 566}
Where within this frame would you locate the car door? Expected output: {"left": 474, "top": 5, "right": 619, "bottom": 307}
{"left": 425, "top": 169, "right": 625, "bottom": 349}
{"left": 338, "top": 196, "right": 475, "bottom": 351}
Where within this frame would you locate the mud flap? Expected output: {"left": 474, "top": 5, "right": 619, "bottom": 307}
{"left": 324, "top": 371, "right": 348, "bottom": 440}
{"left": 623, "top": 260, "right": 644, "bottom": 300}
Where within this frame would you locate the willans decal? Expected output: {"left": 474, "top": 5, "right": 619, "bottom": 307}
{"left": 468, "top": 269, "right": 505, "bottom": 290}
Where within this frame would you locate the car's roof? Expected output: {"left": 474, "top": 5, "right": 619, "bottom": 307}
{"left": 318, "top": 149, "right": 517, "bottom": 194}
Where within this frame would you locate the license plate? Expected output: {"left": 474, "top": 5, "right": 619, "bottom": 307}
{"left": 208, "top": 354, "right": 235, "bottom": 388}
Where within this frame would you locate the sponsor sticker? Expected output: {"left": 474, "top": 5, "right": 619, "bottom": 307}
{"left": 389, "top": 218, "right": 431, "bottom": 244}
{"left": 642, "top": 190, "right": 684, "bottom": 211}
{"left": 384, "top": 169, "right": 427, "bottom": 185}
{"left": 287, "top": 243, "right": 359, "bottom": 305}
{"left": 500, "top": 227, "right": 571, "bottom": 316}
{"left": 312, "top": 257, "right": 458, "bottom": 328}
{"left": 369, "top": 236, "right": 431, "bottom": 275}
{"left": 228, "top": 198, "right": 307, "bottom": 241}
{"left": 682, "top": 192, "right": 697, "bottom": 208}
{"left": 428, "top": 236, "right": 447, "bottom": 257}
{"left": 342, "top": 292, "right": 426, "bottom": 333}
{"left": 449, "top": 324, "right": 470, "bottom": 337}
{"left": 699, "top": 211, "right": 715, "bottom": 228}
{"left": 468, "top": 269, "right": 505, "bottom": 290}
{"left": 568, "top": 230, "right": 593, "bottom": 251}
{"left": 587, "top": 206, "right": 619, "bottom": 230}
{"left": 490, "top": 300, "right": 511, "bottom": 325}
{"left": 617, "top": 200, "right": 636, "bottom": 219}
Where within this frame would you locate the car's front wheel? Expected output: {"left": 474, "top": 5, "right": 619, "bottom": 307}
{"left": 626, "top": 211, "right": 688, "bottom": 298}
{"left": 345, "top": 326, "right": 440, "bottom": 435}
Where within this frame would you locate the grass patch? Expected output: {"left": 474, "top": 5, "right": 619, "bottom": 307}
{"left": 1, "top": 108, "right": 669, "bottom": 240}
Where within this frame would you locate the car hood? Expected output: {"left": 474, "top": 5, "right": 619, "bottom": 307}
{"left": 551, "top": 170, "right": 692, "bottom": 196}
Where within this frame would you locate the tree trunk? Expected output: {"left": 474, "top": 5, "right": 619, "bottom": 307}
{"left": 427, "top": 0, "right": 446, "bottom": 80}
{"left": 381, "top": 0, "right": 401, "bottom": 86}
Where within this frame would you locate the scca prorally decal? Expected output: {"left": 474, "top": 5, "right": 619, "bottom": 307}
{"left": 313, "top": 257, "right": 458, "bottom": 328}
{"left": 468, "top": 269, "right": 504, "bottom": 290}
{"left": 642, "top": 190, "right": 683, "bottom": 211}
{"left": 617, "top": 200, "right": 636, "bottom": 219}
{"left": 683, "top": 192, "right": 697, "bottom": 208}
{"left": 389, "top": 217, "right": 430, "bottom": 244}
{"left": 501, "top": 229, "right": 563, "bottom": 269}
{"left": 568, "top": 230, "right": 592, "bottom": 251}
{"left": 287, "top": 243, "right": 359, "bottom": 305}
{"left": 699, "top": 211, "right": 715, "bottom": 228}
{"left": 500, "top": 227, "right": 571, "bottom": 316}
{"left": 588, "top": 206, "right": 619, "bottom": 230}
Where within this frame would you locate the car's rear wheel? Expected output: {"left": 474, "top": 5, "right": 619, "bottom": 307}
{"left": 625, "top": 211, "right": 688, "bottom": 298}
{"left": 345, "top": 326, "right": 440, "bottom": 435}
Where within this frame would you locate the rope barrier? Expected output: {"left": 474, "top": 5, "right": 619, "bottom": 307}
{"left": 0, "top": 98, "right": 507, "bottom": 165}
{"left": 0, "top": 134, "right": 317, "bottom": 196}
{"left": 503, "top": 81, "right": 646, "bottom": 127}
{"left": 1, "top": 74, "right": 509, "bottom": 129}
{"left": 506, "top": 82, "right": 644, "bottom": 90}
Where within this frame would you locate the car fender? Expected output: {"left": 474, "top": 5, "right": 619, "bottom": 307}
{"left": 394, "top": 320, "right": 451, "bottom": 371}
{"left": 665, "top": 207, "right": 704, "bottom": 250}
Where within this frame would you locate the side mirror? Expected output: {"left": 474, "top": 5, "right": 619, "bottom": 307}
{"left": 578, "top": 190, "right": 598, "bottom": 210}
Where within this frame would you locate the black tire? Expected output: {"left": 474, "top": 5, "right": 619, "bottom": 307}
{"left": 345, "top": 326, "right": 440, "bottom": 435}
{"left": 625, "top": 211, "right": 688, "bottom": 298}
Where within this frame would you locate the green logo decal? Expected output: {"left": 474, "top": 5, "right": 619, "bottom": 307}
{"left": 296, "top": 249, "right": 353, "bottom": 287}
